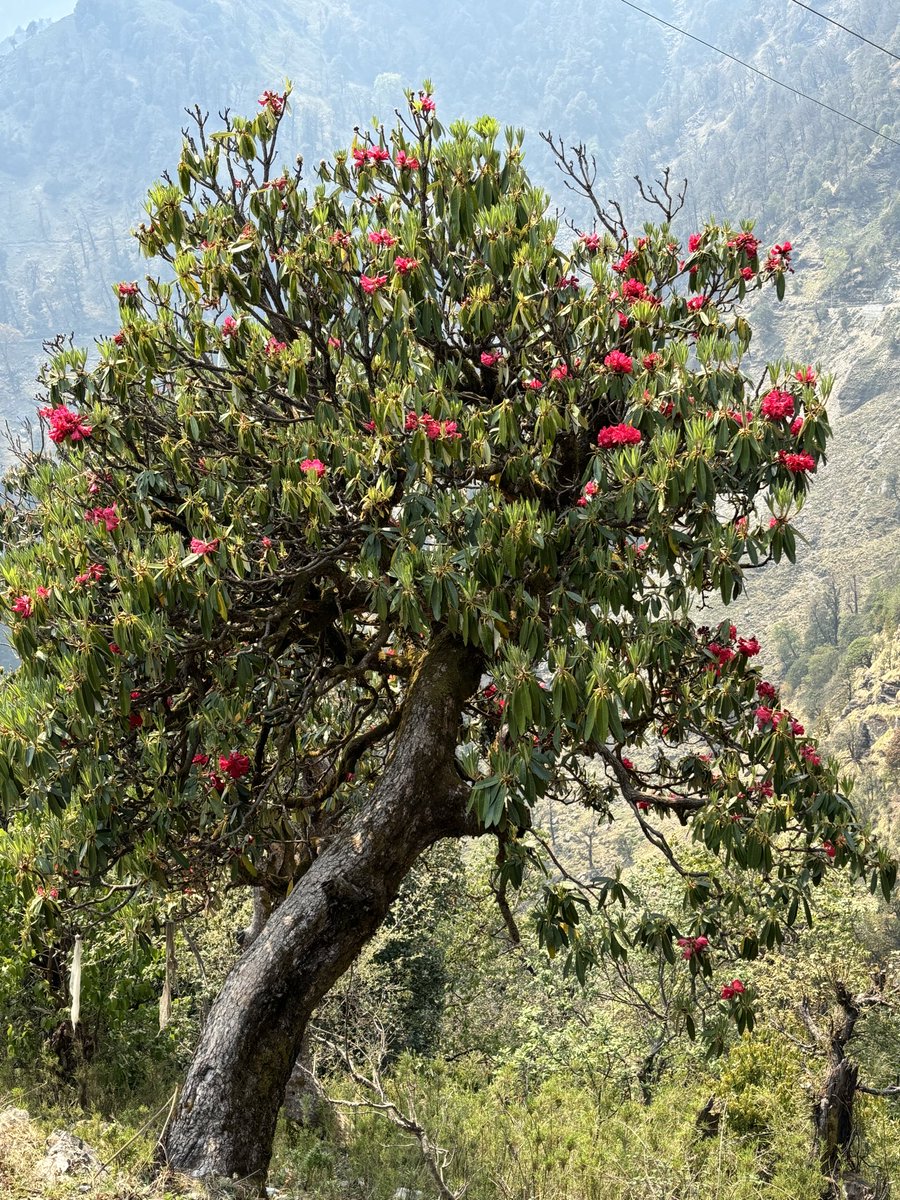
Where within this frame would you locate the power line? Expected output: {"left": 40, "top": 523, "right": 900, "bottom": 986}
{"left": 613, "top": 0, "right": 900, "bottom": 149}
{"left": 787, "top": 0, "right": 900, "bottom": 64}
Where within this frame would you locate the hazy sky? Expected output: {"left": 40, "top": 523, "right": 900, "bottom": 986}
{"left": 0, "top": 0, "right": 74, "bottom": 39}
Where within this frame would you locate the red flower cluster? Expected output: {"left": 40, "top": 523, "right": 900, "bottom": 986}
{"left": 39, "top": 404, "right": 93, "bottom": 444}
{"left": 368, "top": 228, "right": 397, "bottom": 246}
{"left": 576, "top": 480, "right": 599, "bottom": 507}
{"left": 604, "top": 350, "right": 633, "bottom": 374}
{"left": 765, "top": 241, "right": 793, "bottom": 272}
{"left": 687, "top": 233, "right": 702, "bottom": 253}
{"left": 219, "top": 751, "right": 251, "bottom": 780}
{"left": 757, "top": 680, "right": 777, "bottom": 701}
{"left": 85, "top": 505, "right": 120, "bottom": 531}
{"left": 795, "top": 366, "right": 816, "bottom": 385}
{"left": 550, "top": 364, "right": 570, "bottom": 381}
{"left": 677, "top": 935, "right": 709, "bottom": 960}
{"left": 11, "top": 595, "right": 33, "bottom": 618}
{"left": 74, "top": 562, "right": 105, "bottom": 586}
{"left": 258, "top": 90, "right": 286, "bottom": 115}
{"left": 580, "top": 232, "right": 601, "bottom": 252}
{"left": 822, "top": 840, "right": 837, "bottom": 859}
{"left": 192, "top": 753, "right": 210, "bottom": 766}
{"left": 405, "top": 412, "right": 461, "bottom": 440}
{"left": 418, "top": 93, "right": 436, "bottom": 113}
{"left": 395, "top": 150, "right": 420, "bottom": 170}
{"left": 394, "top": 256, "right": 419, "bottom": 275}
{"left": 597, "top": 423, "right": 642, "bottom": 448}
{"left": 480, "top": 351, "right": 502, "bottom": 367}
{"left": 300, "top": 457, "right": 327, "bottom": 477}
{"left": 264, "top": 337, "right": 287, "bottom": 356}
{"left": 222, "top": 316, "right": 238, "bottom": 338}
{"left": 737, "top": 636, "right": 760, "bottom": 657}
{"left": 778, "top": 450, "right": 816, "bottom": 474}
{"left": 611, "top": 250, "right": 637, "bottom": 275}
{"left": 686, "top": 295, "right": 707, "bottom": 311}
{"left": 642, "top": 352, "right": 661, "bottom": 372}
{"left": 190, "top": 537, "right": 220, "bottom": 555}
{"left": 708, "top": 642, "right": 735, "bottom": 669}
{"left": 352, "top": 146, "right": 391, "bottom": 169}
{"left": 721, "top": 979, "right": 745, "bottom": 1000}
{"left": 790, "top": 417, "right": 804, "bottom": 437}
{"left": 761, "top": 389, "right": 794, "bottom": 420}
{"left": 800, "top": 744, "right": 822, "bottom": 767}
{"left": 117, "top": 282, "right": 138, "bottom": 298}
{"left": 360, "top": 273, "right": 388, "bottom": 295}
{"left": 522, "top": 379, "right": 543, "bottom": 391}
{"left": 557, "top": 275, "right": 579, "bottom": 290}
{"left": 728, "top": 231, "right": 759, "bottom": 258}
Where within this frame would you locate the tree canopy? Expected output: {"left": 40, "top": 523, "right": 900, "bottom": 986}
{"left": 0, "top": 83, "right": 893, "bottom": 997}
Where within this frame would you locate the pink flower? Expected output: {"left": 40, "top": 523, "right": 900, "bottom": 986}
{"left": 686, "top": 295, "right": 707, "bottom": 311}
{"left": 300, "top": 457, "right": 327, "bottom": 478}
{"left": 394, "top": 255, "right": 419, "bottom": 274}
{"left": 112, "top": 331, "right": 125, "bottom": 345}
{"left": 636, "top": 800, "right": 650, "bottom": 811}
{"left": 35, "top": 586, "right": 50, "bottom": 599}
{"left": 800, "top": 744, "right": 822, "bottom": 767}
{"left": 109, "top": 642, "right": 121, "bottom": 654}
{"left": 38, "top": 405, "right": 93, "bottom": 445}
{"left": 761, "top": 389, "right": 794, "bottom": 421}
{"left": 222, "top": 316, "right": 238, "bottom": 338}
{"left": 621, "top": 756, "right": 634, "bottom": 770}
{"left": 369, "top": 147, "right": 391, "bottom": 163}
{"left": 85, "top": 505, "right": 120, "bottom": 531}
{"left": 264, "top": 337, "right": 287, "bottom": 357}
{"left": 395, "top": 151, "right": 420, "bottom": 170}
{"left": 192, "top": 753, "right": 210, "bottom": 766}
{"left": 190, "top": 537, "right": 220, "bottom": 555}
{"left": 418, "top": 93, "right": 436, "bottom": 113}
{"left": 822, "top": 840, "right": 836, "bottom": 859}
{"left": 721, "top": 979, "right": 745, "bottom": 1000}
{"left": 584, "top": 480, "right": 599, "bottom": 497}
{"left": 557, "top": 275, "right": 579, "bottom": 290}
{"left": 795, "top": 366, "right": 816, "bottom": 385}
{"left": 688, "top": 233, "right": 702, "bottom": 253}
{"left": 790, "top": 417, "right": 804, "bottom": 437}
{"left": 757, "top": 681, "right": 777, "bottom": 701}
{"left": 622, "top": 278, "right": 650, "bottom": 302}
{"left": 737, "top": 636, "right": 760, "bottom": 657}
{"left": 219, "top": 751, "right": 251, "bottom": 780}
{"left": 258, "top": 90, "right": 286, "bottom": 115}
{"left": 480, "top": 351, "right": 502, "bottom": 367}
{"left": 360, "top": 273, "right": 388, "bottom": 295}
{"left": 327, "top": 335, "right": 341, "bottom": 350}
{"left": 756, "top": 705, "right": 775, "bottom": 728}
{"left": 576, "top": 497, "right": 587, "bottom": 507}
{"left": 642, "top": 352, "right": 661, "bottom": 372}
{"left": 778, "top": 450, "right": 816, "bottom": 474}
{"left": 523, "top": 379, "right": 543, "bottom": 391}
{"left": 597, "top": 423, "right": 642, "bottom": 448}
{"left": 129, "top": 712, "right": 144, "bottom": 729}
{"left": 765, "top": 241, "right": 793, "bottom": 273}
{"left": 550, "top": 364, "right": 569, "bottom": 381}
{"left": 580, "top": 232, "right": 601, "bottom": 252}
{"left": 368, "top": 228, "right": 397, "bottom": 247}
{"left": 74, "top": 563, "right": 105, "bottom": 586}
{"left": 117, "top": 282, "right": 138, "bottom": 297}
{"left": 11, "top": 595, "right": 33, "bottom": 618}
{"left": 604, "top": 350, "right": 633, "bottom": 374}
{"left": 728, "top": 231, "right": 759, "bottom": 258}
{"left": 740, "top": 267, "right": 755, "bottom": 280}
{"left": 611, "top": 251, "right": 637, "bottom": 275}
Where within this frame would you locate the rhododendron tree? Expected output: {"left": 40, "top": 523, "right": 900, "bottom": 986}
{"left": 0, "top": 84, "right": 893, "bottom": 1183}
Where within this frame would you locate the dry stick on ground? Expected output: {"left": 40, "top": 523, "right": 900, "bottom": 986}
{"left": 310, "top": 1023, "right": 466, "bottom": 1200}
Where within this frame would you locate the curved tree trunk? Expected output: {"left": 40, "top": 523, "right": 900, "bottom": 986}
{"left": 160, "top": 636, "right": 482, "bottom": 1185}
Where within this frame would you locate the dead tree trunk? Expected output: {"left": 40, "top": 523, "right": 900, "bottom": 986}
{"left": 160, "top": 637, "right": 482, "bottom": 1185}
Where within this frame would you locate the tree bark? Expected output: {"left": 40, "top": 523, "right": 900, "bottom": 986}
{"left": 160, "top": 635, "right": 482, "bottom": 1186}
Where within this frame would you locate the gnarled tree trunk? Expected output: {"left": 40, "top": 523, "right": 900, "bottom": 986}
{"left": 160, "top": 636, "right": 481, "bottom": 1185}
